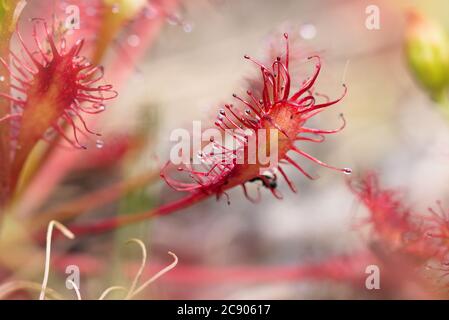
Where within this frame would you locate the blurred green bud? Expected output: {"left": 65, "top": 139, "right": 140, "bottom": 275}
{"left": 0, "top": 0, "right": 22, "bottom": 37}
{"left": 103, "top": 0, "right": 147, "bottom": 21}
{"left": 405, "top": 10, "right": 449, "bottom": 102}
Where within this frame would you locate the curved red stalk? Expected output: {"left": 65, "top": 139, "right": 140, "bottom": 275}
{"left": 65, "top": 33, "right": 350, "bottom": 236}
{"left": 68, "top": 192, "right": 208, "bottom": 237}
{"left": 0, "top": 1, "right": 24, "bottom": 206}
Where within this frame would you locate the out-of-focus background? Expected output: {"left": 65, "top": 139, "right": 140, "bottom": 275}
{"left": 103, "top": 0, "right": 449, "bottom": 298}
{"left": 3, "top": 0, "right": 449, "bottom": 299}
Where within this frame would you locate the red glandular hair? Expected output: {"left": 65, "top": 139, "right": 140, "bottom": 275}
{"left": 349, "top": 173, "right": 449, "bottom": 263}
{"left": 0, "top": 20, "right": 117, "bottom": 184}
{"left": 349, "top": 173, "right": 422, "bottom": 251}
{"left": 425, "top": 202, "right": 449, "bottom": 261}
{"left": 162, "top": 34, "right": 350, "bottom": 203}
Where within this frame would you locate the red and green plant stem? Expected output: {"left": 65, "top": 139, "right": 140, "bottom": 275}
{"left": 0, "top": 1, "right": 20, "bottom": 208}
{"left": 15, "top": 0, "right": 181, "bottom": 216}
{"left": 0, "top": 45, "right": 11, "bottom": 208}
{"left": 69, "top": 192, "right": 209, "bottom": 237}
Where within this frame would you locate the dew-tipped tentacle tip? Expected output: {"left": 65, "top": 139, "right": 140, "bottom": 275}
{"left": 161, "top": 34, "right": 348, "bottom": 203}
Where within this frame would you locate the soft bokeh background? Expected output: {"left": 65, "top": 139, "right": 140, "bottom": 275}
{"left": 4, "top": 0, "right": 449, "bottom": 299}
{"left": 88, "top": 0, "right": 449, "bottom": 298}
{"left": 97, "top": 0, "right": 449, "bottom": 298}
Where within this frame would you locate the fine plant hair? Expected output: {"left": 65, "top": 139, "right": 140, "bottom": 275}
{"left": 128, "top": 252, "right": 177, "bottom": 298}
{"left": 0, "top": 221, "right": 177, "bottom": 300}
{"left": 67, "top": 279, "right": 82, "bottom": 300}
{"left": 98, "top": 286, "right": 127, "bottom": 300}
{"left": 40, "top": 220, "right": 75, "bottom": 300}
{"left": 124, "top": 239, "right": 178, "bottom": 299}
{"left": 102, "top": 238, "right": 179, "bottom": 300}
{"left": 125, "top": 239, "right": 147, "bottom": 299}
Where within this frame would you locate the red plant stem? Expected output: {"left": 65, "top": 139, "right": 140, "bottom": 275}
{"left": 0, "top": 77, "right": 10, "bottom": 208}
{"left": 123, "top": 252, "right": 374, "bottom": 287}
{"left": 30, "top": 170, "right": 159, "bottom": 230}
{"left": 15, "top": 0, "right": 181, "bottom": 217}
{"left": 0, "top": 8, "right": 17, "bottom": 208}
{"left": 69, "top": 192, "right": 209, "bottom": 236}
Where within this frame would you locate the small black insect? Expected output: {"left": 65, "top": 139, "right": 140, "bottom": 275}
{"left": 249, "top": 174, "right": 278, "bottom": 189}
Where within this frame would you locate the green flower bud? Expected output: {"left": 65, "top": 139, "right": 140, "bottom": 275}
{"left": 0, "top": 0, "right": 23, "bottom": 38}
{"left": 405, "top": 10, "right": 449, "bottom": 102}
{"left": 103, "top": 0, "right": 147, "bottom": 21}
